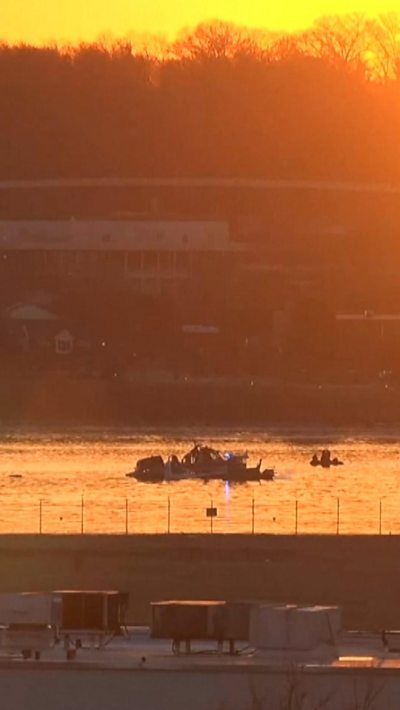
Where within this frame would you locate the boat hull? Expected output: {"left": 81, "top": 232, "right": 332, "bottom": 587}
{"left": 126, "top": 447, "right": 275, "bottom": 483}
{"left": 128, "top": 466, "right": 275, "bottom": 483}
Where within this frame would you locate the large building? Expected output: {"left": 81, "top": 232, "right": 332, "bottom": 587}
{"left": 0, "top": 177, "right": 398, "bottom": 278}
{"left": 0, "top": 218, "right": 242, "bottom": 296}
{"left": 1, "top": 176, "right": 399, "bottom": 315}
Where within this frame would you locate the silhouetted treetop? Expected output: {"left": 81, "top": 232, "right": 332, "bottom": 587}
{"left": 0, "top": 14, "right": 399, "bottom": 180}
{"left": 172, "top": 21, "right": 268, "bottom": 61}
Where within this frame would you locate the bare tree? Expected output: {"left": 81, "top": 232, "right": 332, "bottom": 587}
{"left": 368, "top": 13, "right": 400, "bottom": 80}
{"left": 171, "top": 20, "right": 265, "bottom": 62}
{"left": 299, "top": 14, "right": 371, "bottom": 73}
{"left": 122, "top": 30, "right": 171, "bottom": 61}
{"left": 267, "top": 33, "right": 305, "bottom": 62}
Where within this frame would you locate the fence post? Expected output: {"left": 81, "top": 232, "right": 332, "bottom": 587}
{"left": 167, "top": 496, "right": 171, "bottom": 534}
{"left": 251, "top": 497, "right": 255, "bottom": 535}
{"left": 336, "top": 497, "right": 340, "bottom": 535}
{"left": 379, "top": 499, "right": 382, "bottom": 535}
{"left": 125, "top": 498, "right": 129, "bottom": 536}
{"left": 295, "top": 499, "right": 298, "bottom": 535}
{"left": 39, "top": 499, "right": 42, "bottom": 534}
{"left": 81, "top": 495, "right": 85, "bottom": 535}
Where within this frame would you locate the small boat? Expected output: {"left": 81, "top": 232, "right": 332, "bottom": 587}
{"left": 126, "top": 444, "right": 275, "bottom": 483}
{"left": 310, "top": 449, "right": 344, "bottom": 468}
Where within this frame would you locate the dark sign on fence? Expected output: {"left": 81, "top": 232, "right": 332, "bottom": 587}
{"left": 206, "top": 507, "right": 218, "bottom": 518}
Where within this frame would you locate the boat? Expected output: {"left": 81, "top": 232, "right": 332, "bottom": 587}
{"left": 126, "top": 444, "right": 275, "bottom": 483}
{"left": 127, "top": 455, "right": 165, "bottom": 482}
{"left": 310, "top": 449, "right": 344, "bottom": 468}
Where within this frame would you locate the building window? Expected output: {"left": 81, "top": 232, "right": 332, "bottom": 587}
{"left": 56, "top": 340, "right": 73, "bottom": 354}
{"left": 55, "top": 331, "right": 74, "bottom": 355}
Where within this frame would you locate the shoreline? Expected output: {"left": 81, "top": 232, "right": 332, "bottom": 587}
{"left": 0, "top": 376, "right": 400, "bottom": 426}
{"left": 1, "top": 421, "right": 400, "bottom": 437}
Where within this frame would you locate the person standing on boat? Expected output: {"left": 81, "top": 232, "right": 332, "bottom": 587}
{"left": 320, "top": 449, "right": 332, "bottom": 467}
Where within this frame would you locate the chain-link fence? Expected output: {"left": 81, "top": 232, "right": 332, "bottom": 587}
{"left": 0, "top": 495, "right": 396, "bottom": 534}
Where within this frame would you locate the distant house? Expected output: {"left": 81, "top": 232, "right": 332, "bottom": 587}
{"left": 5, "top": 303, "right": 59, "bottom": 323}
{"left": 2, "top": 303, "right": 61, "bottom": 353}
{"left": 54, "top": 329, "right": 75, "bottom": 355}
{"left": 1, "top": 304, "right": 91, "bottom": 361}
{"left": 182, "top": 325, "right": 220, "bottom": 335}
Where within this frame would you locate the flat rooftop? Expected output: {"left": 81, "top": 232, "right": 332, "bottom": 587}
{"left": 1, "top": 628, "right": 400, "bottom": 675}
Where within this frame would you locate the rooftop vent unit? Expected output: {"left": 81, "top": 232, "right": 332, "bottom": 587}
{"left": 55, "top": 590, "right": 128, "bottom": 634}
{"left": 249, "top": 604, "right": 341, "bottom": 655}
{"left": 152, "top": 599, "right": 260, "bottom": 654}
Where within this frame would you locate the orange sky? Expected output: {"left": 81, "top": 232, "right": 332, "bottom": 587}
{"left": 0, "top": 1, "right": 398, "bottom": 44}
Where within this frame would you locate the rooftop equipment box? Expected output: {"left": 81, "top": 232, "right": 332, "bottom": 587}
{"left": 0, "top": 593, "right": 62, "bottom": 628}
{"left": 213, "top": 600, "right": 259, "bottom": 641}
{"left": 249, "top": 605, "right": 297, "bottom": 649}
{"left": 250, "top": 604, "right": 341, "bottom": 651}
{"left": 0, "top": 626, "right": 55, "bottom": 655}
{"left": 294, "top": 606, "right": 341, "bottom": 646}
{"left": 151, "top": 601, "right": 225, "bottom": 640}
{"left": 55, "top": 591, "right": 127, "bottom": 633}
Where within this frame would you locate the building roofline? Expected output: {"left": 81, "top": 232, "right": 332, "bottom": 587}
{"left": 0, "top": 177, "right": 399, "bottom": 195}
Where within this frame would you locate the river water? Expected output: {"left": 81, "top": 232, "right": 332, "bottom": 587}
{"left": 0, "top": 427, "right": 399, "bottom": 535}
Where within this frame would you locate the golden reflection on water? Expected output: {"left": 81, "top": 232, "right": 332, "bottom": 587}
{"left": 0, "top": 428, "right": 399, "bottom": 534}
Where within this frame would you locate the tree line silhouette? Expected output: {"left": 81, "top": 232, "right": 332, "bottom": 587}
{"left": 0, "top": 13, "right": 399, "bottom": 181}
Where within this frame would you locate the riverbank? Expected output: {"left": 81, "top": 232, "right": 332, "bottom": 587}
{"left": 0, "top": 374, "right": 400, "bottom": 426}
{"left": 0, "top": 534, "right": 398, "bottom": 630}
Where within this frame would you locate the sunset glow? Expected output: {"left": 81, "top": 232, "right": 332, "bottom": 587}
{"left": 0, "top": 0, "right": 398, "bottom": 44}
